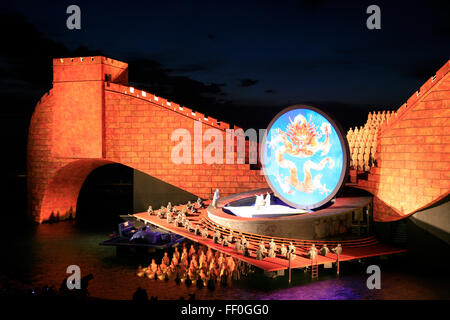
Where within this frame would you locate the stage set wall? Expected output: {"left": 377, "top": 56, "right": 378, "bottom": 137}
{"left": 27, "top": 56, "right": 267, "bottom": 223}
{"left": 27, "top": 56, "right": 449, "bottom": 225}
{"left": 355, "top": 61, "right": 450, "bottom": 221}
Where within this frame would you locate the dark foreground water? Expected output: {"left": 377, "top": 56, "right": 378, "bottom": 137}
{"left": 1, "top": 221, "right": 449, "bottom": 300}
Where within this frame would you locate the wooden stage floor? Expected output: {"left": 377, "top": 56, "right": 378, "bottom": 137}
{"left": 133, "top": 207, "right": 407, "bottom": 272}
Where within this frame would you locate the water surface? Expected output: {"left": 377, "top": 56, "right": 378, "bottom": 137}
{"left": 1, "top": 221, "right": 448, "bottom": 300}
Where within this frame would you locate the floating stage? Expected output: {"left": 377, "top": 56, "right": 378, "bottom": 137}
{"left": 133, "top": 190, "right": 407, "bottom": 273}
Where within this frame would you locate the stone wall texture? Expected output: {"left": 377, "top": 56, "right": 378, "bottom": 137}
{"left": 355, "top": 61, "right": 450, "bottom": 221}
{"left": 27, "top": 56, "right": 449, "bottom": 223}
{"left": 27, "top": 56, "right": 266, "bottom": 223}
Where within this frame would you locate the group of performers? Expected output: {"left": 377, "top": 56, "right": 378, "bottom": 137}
{"left": 136, "top": 243, "right": 240, "bottom": 288}
{"left": 252, "top": 239, "right": 298, "bottom": 261}
{"left": 145, "top": 198, "right": 343, "bottom": 270}
{"left": 147, "top": 198, "right": 209, "bottom": 235}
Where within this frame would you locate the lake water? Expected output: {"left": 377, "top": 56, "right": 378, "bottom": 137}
{"left": 1, "top": 220, "right": 448, "bottom": 300}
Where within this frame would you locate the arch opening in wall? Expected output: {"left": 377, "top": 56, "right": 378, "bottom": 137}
{"left": 76, "top": 163, "right": 134, "bottom": 227}
{"left": 39, "top": 159, "right": 115, "bottom": 223}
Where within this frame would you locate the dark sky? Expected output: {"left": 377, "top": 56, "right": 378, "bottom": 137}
{"left": 0, "top": 0, "right": 449, "bottom": 174}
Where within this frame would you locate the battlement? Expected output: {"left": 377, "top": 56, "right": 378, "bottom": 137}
{"left": 379, "top": 60, "right": 450, "bottom": 132}
{"left": 52, "top": 56, "right": 244, "bottom": 131}
{"left": 53, "top": 56, "right": 128, "bottom": 69}
{"left": 348, "top": 60, "right": 450, "bottom": 174}
{"left": 105, "top": 82, "right": 232, "bottom": 131}
{"left": 351, "top": 59, "right": 450, "bottom": 221}
{"left": 53, "top": 56, "right": 128, "bottom": 85}
{"left": 28, "top": 56, "right": 268, "bottom": 223}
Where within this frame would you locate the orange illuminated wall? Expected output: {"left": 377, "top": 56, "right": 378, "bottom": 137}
{"left": 356, "top": 61, "right": 450, "bottom": 221}
{"left": 51, "top": 57, "right": 128, "bottom": 158}
{"left": 27, "top": 56, "right": 267, "bottom": 223}
{"left": 27, "top": 56, "right": 449, "bottom": 224}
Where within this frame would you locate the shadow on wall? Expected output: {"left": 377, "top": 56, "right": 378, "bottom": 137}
{"left": 375, "top": 195, "right": 449, "bottom": 271}
{"left": 408, "top": 194, "right": 450, "bottom": 245}
{"left": 60, "top": 164, "right": 200, "bottom": 227}
{"left": 133, "top": 169, "right": 198, "bottom": 213}
{"left": 406, "top": 195, "right": 450, "bottom": 271}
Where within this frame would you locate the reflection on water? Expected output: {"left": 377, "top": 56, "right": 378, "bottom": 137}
{"left": 1, "top": 221, "right": 448, "bottom": 300}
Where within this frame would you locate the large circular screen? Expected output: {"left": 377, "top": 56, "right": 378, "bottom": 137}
{"left": 262, "top": 105, "right": 349, "bottom": 209}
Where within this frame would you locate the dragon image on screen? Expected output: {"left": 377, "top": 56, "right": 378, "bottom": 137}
{"left": 262, "top": 106, "right": 347, "bottom": 209}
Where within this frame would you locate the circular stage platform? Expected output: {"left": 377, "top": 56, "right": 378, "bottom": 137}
{"left": 207, "top": 188, "right": 372, "bottom": 240}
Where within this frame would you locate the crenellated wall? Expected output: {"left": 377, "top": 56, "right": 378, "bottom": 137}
{"left": 355, "top": 61, "right": 450, "bottom": 221}
{"left": 102, "top": 84, "right": 266, "bottom": 200}
{"left": 27, "top": 56, "right": 267, "bottom": 223}
{"left": 27, "top": 56, "right": 450, "bottom": 224}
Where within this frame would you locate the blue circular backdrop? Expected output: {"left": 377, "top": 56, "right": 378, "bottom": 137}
{"left": 262, "top": 106, "right": 348, "bottom": 209}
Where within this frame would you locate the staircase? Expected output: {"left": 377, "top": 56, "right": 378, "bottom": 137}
{"left": 392, "top": 220, "right": 408, "bottom": 246}
{"left": 311, "top": 260, "right": 318, "bottom": 279}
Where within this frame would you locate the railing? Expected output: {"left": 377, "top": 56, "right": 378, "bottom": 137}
{"left": 200, "top": 211, "right": 378, "bottom": 249}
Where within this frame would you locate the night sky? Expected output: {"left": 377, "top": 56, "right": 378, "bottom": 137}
{"left": 0, "top": 0, "right": 449, "bottom": 176}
